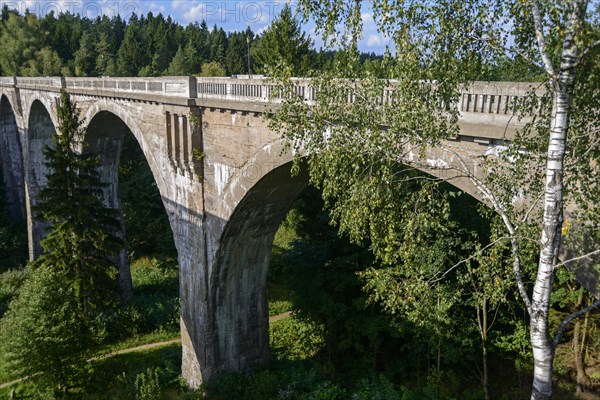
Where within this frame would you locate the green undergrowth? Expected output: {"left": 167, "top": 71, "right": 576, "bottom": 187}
{"left": 1, "top": 343, "right": 182, "bottom": 399}
{"left": 97, "top": 257, "right": 180, "bottom": 344}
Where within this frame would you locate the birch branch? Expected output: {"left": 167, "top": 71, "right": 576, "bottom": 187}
{"left": 554, "top": 249, "right": 600, "bottom": 270}
{"left": 531, "top": 1, "right": 557, "bottom": 78}
{"left": 440, "top": 145, "right": 533, "bottom": 314}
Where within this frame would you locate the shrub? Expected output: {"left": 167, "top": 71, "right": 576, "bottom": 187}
{"left": 0, "top": 267, "right": 28, "bottom": 317}
{"left": 135, "top": 368, "right": 162, "bottom": 400}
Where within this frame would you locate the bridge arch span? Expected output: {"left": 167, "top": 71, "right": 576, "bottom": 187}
{"left": 0, "top": 89, "right": 23, "bottom": 126}
{"left": 210, "top": 160, "right": 307, "bottom": 378}
{"left": 23, "top": 93, "right": 59, "bottom": 131}
{"left": 83, "top": 100, "right": 170, "bottom": 196}
{"left": 0, "top": 95, "right": 26, "bottom": 220}
{"left": 214, "top": 139, "right": 295, "bottom": 221}
{"left": 215, "top": 138, "right": 486, "bottom": 226}
{"left": 199, "top": 138, "right": 487, "bottom": 381}
{"left": 26, "top": 99, "right": 56, "bottom": 258}
{"left": 84, "top": 105, "right": 181, "bottom": 298}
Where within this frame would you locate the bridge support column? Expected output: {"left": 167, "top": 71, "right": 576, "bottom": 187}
{"left": 174, "top": 162, "right": 308, "bottom": 388}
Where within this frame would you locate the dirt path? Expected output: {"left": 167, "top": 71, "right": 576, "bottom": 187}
{"left": 269, "top": 311, "right": 292, "bottom": 323}
{"left": 0, "top": 311, "right": 293, "bottom": 390}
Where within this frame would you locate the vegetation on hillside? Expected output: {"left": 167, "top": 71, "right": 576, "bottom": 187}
{"left": 0, "top": 3, "right": 598, "bottom": 399}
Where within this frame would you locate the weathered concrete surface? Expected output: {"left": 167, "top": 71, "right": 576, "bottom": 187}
{"left": 25, "top": 100, "right": 56, "bottom": 259}
{"left": 0, "top": 95, "right": 25, "bottom": 220}
{"left": 85, "top": 111, "right": 133, "bottom": 299}
{"left": 0, "top": 76, "right": 597, "bottom": 389}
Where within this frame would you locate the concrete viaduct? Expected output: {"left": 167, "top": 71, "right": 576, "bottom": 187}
{"left": 0, "top": 76, "right": 596, "bottom": 387}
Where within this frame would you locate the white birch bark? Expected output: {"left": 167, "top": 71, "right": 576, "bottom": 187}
{"left": 530, "top": 1, "right": 587, "bottom": 398}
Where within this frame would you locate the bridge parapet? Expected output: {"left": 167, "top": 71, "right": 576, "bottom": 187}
{"left": 0, "top": 76, "right": 545, "bottom": 140}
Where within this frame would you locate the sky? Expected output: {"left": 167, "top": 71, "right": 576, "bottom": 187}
{"left": 0, "top": 0, "right": 391, "bottom": 53}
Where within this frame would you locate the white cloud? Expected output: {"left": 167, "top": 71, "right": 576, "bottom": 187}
{"left": 147, "top": 2, "right": 166, "bottom": 14}
{"left": 367, "top": 34, "right": 385, "bottom": 47}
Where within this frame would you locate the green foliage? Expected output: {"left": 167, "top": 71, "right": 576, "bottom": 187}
{"left": 134, "top": 368, "right": 162, "bottom": 400}
{"left": 270, "top": 317, "right": 324, "bottom": 361}
{"left": 0, "top": 267, "right": 28, "bottom": 317}
{"left": 199, "top": 61, "right": 226, "bottom": 77}
{"left": 34, "top": 89, "right": 122, "bottom": 315}
{"left": 99, "top": 258, "right": 179, "bottom": 341}
{"left": 79, "top": 344, "right": 181, "bottom": 400}
{"left": 0, "top": 265, "right": 92, "bottom": 395}
{"left": 226, "top": 32, "right": 249, "bottom": 75}
{"left": 0, "top": 6, "right": 395, "bottom": 79}
{"left": 0, "top": 178, "right": 27, "bottom": 272}
{"left": 167, "top": 44, "right": 200, "bottom": 76}
{"left": 272, "top": 2, "right": 600, "bottom": 397}
{"left": 253, "top": 5, "right": 314, "bottom": 75}
{"left": 0, "top": 13, "right": 42, "bottom": 75}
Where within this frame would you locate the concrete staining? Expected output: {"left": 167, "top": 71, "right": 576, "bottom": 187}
{"left": 0, "top": 76, "right": 597, "bottom": 388}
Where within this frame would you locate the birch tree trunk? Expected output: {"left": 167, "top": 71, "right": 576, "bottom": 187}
{"left": 530, "top": 2, "right": 586, "bottom": 398}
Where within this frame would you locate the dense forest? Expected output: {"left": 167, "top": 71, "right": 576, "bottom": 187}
{"left": 0, "top": 4, "right": 344, "bottom": 78}
{"left": 0, "top": 4, "right": 543, "bottom": 81}
{"left": 0, "top": 4, "right": 597, "bottom": 400}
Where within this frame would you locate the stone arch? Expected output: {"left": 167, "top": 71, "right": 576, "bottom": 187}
{"left": 26, "top": 99, "right": 56, "bottom": 258}
{"left": 82, "top": 100, "right": 170, "bottom": 195}
{"left": 203, "top": 138, "right": 488, "bottom": 378}
{"left": 214, "top": 139, "right": 296, "bottom": 222}
{"left": 210, "top": 157, "right": 308, "bottom": 376}
{"left": 83, "top": 107, "right": 176, "bottom": 298}
{"left": 23, "top": 93, "right": 59, "bottom": 131}
{"left": 217, "top": 138, "right": 485, "bottom": 225}
{"left": 0, "top": 95, "right": 26, "bottom": 220}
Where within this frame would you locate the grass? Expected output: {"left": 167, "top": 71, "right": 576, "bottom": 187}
{"left": 0, "top": 343, "right": 182, "bottom": 399}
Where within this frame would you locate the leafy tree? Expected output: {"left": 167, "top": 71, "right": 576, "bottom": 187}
{"left": 271, "top": 1, "right": 600, "bottom": 399}
{"left": 0, "top": 265, "right": 91, "bottom": 396}
{"left": 252, "top": 4, "right": 314, "bottom": 75}
{"left": 199, "top": 61, "right": 226, "bottom": 77}
{"left": 34, "top": 89, "right": 124, "bottom": 314}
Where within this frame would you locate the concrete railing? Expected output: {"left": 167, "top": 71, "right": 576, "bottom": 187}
{"left": 0, "top": 76, "right": 543, "bottom": 117}
{"left": 65, "top": 76, "right": 197, "bottom": 98}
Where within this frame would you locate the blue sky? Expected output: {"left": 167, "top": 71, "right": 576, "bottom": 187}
{"left": 1, "top": 0, "right": 390, "bottom": 53}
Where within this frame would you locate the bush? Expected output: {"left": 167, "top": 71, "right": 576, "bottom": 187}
{"left": 0, "top": 267, "right": 28, "bottom": 317}
{"left": 0, "top": 265, "right": 92, "bottom": 393}
{"left": 270, "top": 316, "right": 324, "bottom": 361}
{"left": 351, "top": 376, "right": 401, "bottom": 400}
{"left": 98, "top": 258, "right": 180, "bottom": 341}
{"left": 135, "top": 368, "right": 162, "bottom": 400}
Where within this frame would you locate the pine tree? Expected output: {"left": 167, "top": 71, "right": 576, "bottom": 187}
{"left": 95, "top": 31, "right": 114, "bottom": 76}
{"left": 252, "top": 4, "right": 314, "bottom": 75}
{"left": 117, "top": 14, "right": 146, "bottom": 76}
{"left": 225, "top": 32, "right": 247, "bottom": 75}
{"left": 34, "top": 89, "right": 123, "bottom": 316}
{"left": 74, "top": 32, "right": 97, "bottom": 76}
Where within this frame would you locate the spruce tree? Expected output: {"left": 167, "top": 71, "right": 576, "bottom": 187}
{"left": 252, "top": 4, "right": 314, "bottom": 75}
{"left": 34, "top": 89, "right": 122, "bottom": 317}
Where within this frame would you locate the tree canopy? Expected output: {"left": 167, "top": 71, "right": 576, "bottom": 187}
{"left": 270, "top": 1, "right": 600, "bottom": 399}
